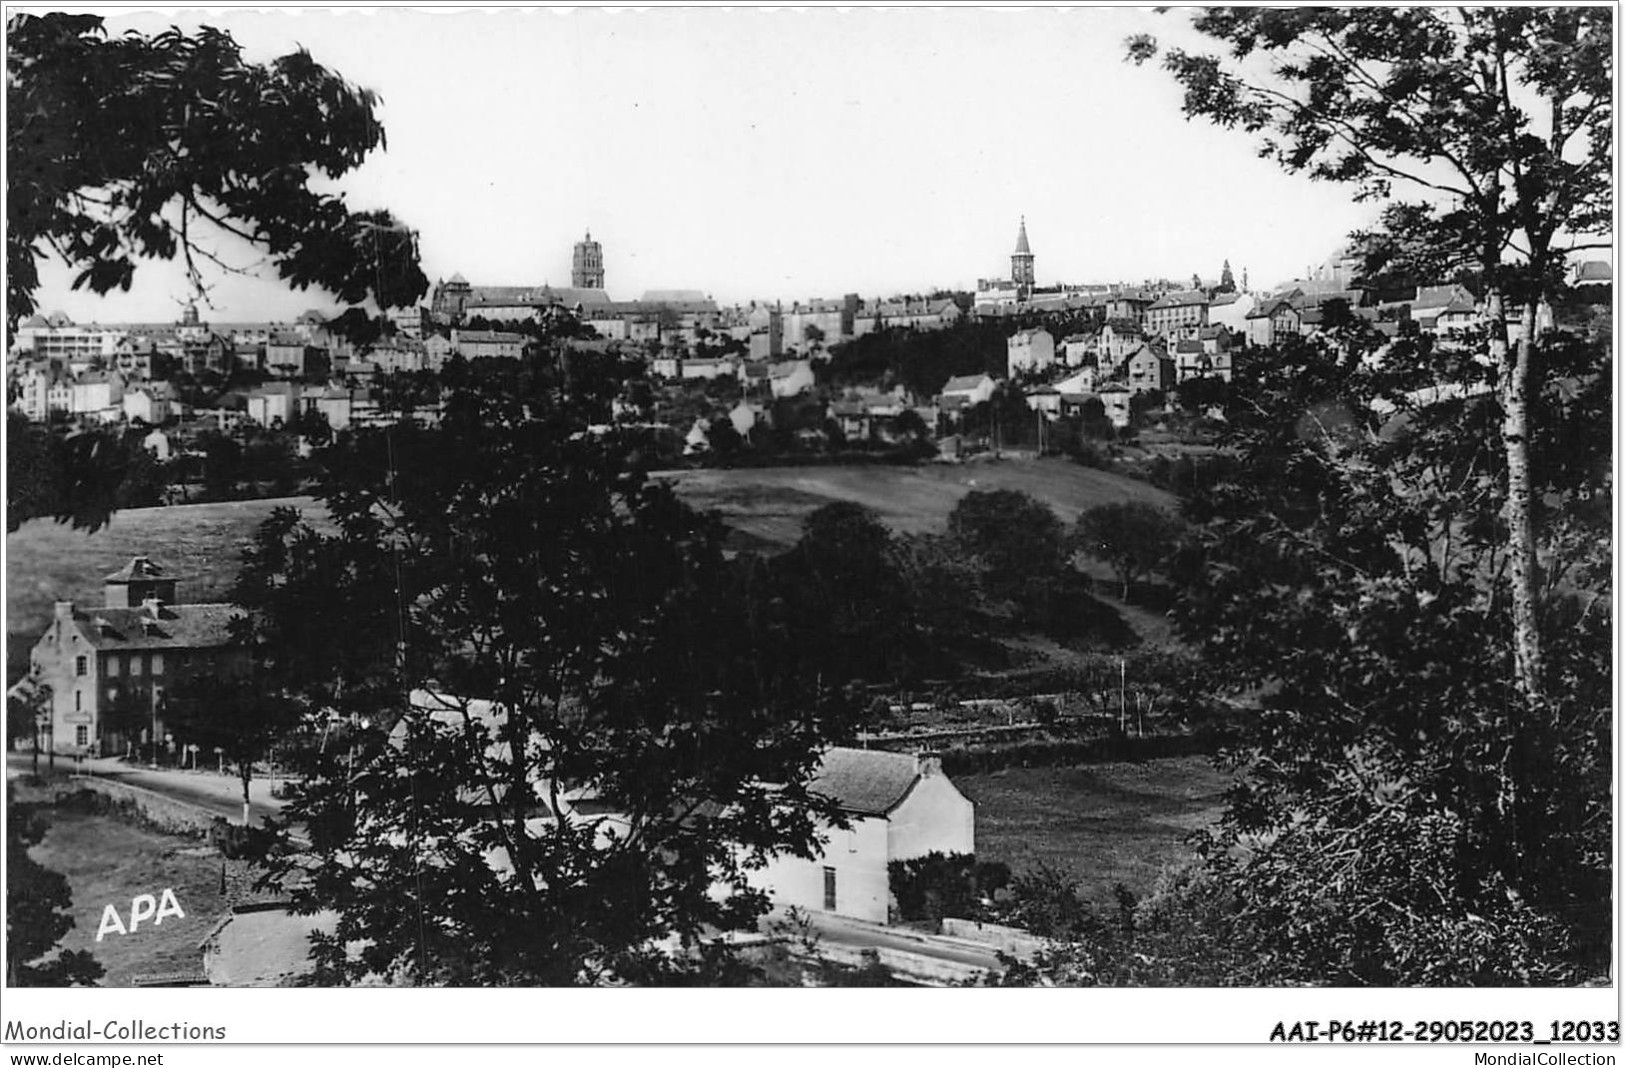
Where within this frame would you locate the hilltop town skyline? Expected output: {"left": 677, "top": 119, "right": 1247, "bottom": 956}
{"left": 24, "top": 7, "right": 1384, "bottom": 324}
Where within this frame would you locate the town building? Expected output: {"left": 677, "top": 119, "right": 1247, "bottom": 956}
{"left": 768, "top": 360, "right": 817, "bottom": 399}
{"left": 451, "top": 329, "right": 526, "bottom": 361}
{"left": 1407, "top": 284, "right": 1481, "bottom": 336}
{"left": 1127, "top": 344, "right": 1175, "bottom": 395}
{"left": 1098, "top": 320, "right": 1144, "bottom": 368}
{"left": 11, "top": 314, "right": 125, "bottom": 362}
{"left": 246, "top": 382, "right": 304, "bottom": 427}
{"left": 264, "top": 333, "right": 326, "bottom": 379}
{"left": 1007, "top": 328, "right": 1056, "bottom": 377}
{"left": 19, "top": 557, "right": 246, "bottom": 756}
{"left": 1143, "top": 290, "right": 1210, "bottom": 339}
{"left": 938, "top": 373, "right": 997, "bottom": 409}
{"left": 1206, "top": 291, "right": 1256, "bottom": 334}
{"left": 1104, "top": 291, "right": 1154, "bottom": 324}
{"left": 122, "top": 383, "right": 175, "bottom": 425}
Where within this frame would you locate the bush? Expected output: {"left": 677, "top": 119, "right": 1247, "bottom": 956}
{"left": 888, "top": 852, "right": 1011, "bottom": 925}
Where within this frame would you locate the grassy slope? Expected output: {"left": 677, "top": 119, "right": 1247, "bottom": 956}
{"left": 956, "top": 756, "right": 1231, "bottom": 908}
{"left": 664, "top": 459, "right": 1185, "bottom": 647}
{"left": 6, "top": 497, "right": 325, "bottom": 684}
{"left": 660, "top": 458, "right": 1176, "bottom": 554}
{"left": 26, "top": 807, "right": 271, "bottom": 986}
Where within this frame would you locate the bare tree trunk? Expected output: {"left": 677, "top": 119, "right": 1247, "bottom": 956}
{"left": 240, "top": 763, "right": 253, "bottom": 826}
{"left": 1496, "top": 294, "right": 1545, "bottom": 709}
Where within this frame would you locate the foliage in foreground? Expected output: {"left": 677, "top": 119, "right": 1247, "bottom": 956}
{"left": 6, "top": 793, "right": 104, "bottom": 987}
{"left": 242, "top": 352, "right": 862, "bottom": 985}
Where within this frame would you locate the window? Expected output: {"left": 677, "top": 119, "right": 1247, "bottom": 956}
{"left": 76, "top": 725, "right": 88, "bottom": 747}
{"left": 131, "top": 655, "right": 144, "bottom": 677}
{"left": 75, "top": 691, "right": 82, "bottom": 712}
{"left": 823, "top": 867, "right": 837, "bottom": 912}
{"left": 75, "top": 655, "right": 87, "bottom": 676}
{"left": 151, "top": 653, "right": 164, "bottom": 676}
{"left": 108, "top": 655, "right": 122, "bottom": 677}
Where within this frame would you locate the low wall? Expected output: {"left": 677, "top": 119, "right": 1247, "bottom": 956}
{"left": 815, "top": 942, "right": 992, "bottom": 987}
{"left": 941, "top": 917, "right": 1053, "bottom": 962}
{"left": 67, "top": 775, "right": 218, "bottom": 839}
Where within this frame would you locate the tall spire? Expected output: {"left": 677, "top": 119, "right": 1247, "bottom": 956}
{"left": 1011, "top": 216, "right": 1035, "bottom": 295}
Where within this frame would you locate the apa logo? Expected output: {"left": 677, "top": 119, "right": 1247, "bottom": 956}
{"left": 96, "top": 889, "right": 186, "bottom": 941}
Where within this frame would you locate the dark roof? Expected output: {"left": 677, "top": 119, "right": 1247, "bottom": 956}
{"left": 808, "top": 747, "right": 921, "bottom": 817}
{"left": 1148, "top": 290, "right": 1208, "bottom": 310}
{"left": 73, "top": 604, "right": 242, "bottom": 650}
{"left": 1412, "top": 284, "right": 1477, "bottom": 309}
{"left": 941, "top": 373, "right": 991, "bottom": 393}
{"left": 456, "top": 330, "right": 525, "bottom": 344}
{"left": 1013, "top": 217, "right": 1032, "bottom": 255}
{"left": 103, "top": 556, "right": 167, "bottom": 584}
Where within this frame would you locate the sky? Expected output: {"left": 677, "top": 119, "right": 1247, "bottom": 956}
{"left": 24, "top": 5, "right": 1388, "bottom": 324}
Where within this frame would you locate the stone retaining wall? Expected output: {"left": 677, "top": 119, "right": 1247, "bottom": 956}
{"left": 940, "top": 917, "right": 1053, "bottom": 962}
{"left": 67, "top": 775, "right": 217, "bottom": 839}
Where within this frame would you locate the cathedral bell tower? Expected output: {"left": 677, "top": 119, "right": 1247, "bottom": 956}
{"left": 572, "top": 230, "right": 604, "bottom": 290}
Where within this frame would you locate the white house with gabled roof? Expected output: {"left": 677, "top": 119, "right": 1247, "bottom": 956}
{"left": 750, "top": 747, "right": 975, "bottom": 924}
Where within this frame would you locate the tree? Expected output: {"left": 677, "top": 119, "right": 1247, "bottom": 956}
{"left": 7, "top": 12, "right": 426, "bottom": 533}
{"left": 242, "top": 355, "right": 861, "bottom": 985}
{"left": 7, "top": 412, "right": 153, "bottom": 533}
{"left": 1074, "top": 501, "right": 1183, "bottom": 601}
{"left": 7, "top": 796, "right": 104, "bottom": 986}
{"left": 7, "top": 678, "right": 50, "bottom": 775}
{"left": 1162, "top": 328, "right": 1610, "bottom": 982}
{"left": 1128, "top": 7, "right": 1612, "bottom": 715}
{"left": 770, "top": 503, "right": 916, "bottom": 685}
{"left": 1175, "top": 373, "right": 1229, "bottom": 416}
{"left": 947, "top": 490, "right": 1067, "bottom": 599}
{"left": 7, "top": 12, "right": 427, "bottom": 333}
{"left": 165, "top": 668, "right": 301, "bottom": 825}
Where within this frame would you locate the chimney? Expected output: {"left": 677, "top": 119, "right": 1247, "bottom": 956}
{"left": 54, "top": 600, "right": 75, "bottom": 631}
{"left": 142, "top": 597, "right": 163, "bottom": 620}
{"left": 916, "top": 751, "right": 942, "bottom": 779}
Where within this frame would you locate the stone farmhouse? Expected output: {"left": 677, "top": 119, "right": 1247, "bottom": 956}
{"left": 17, "top": 557, "right": 246, "bottom": 756}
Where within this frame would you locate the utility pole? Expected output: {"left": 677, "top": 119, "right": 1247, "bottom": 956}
{"left": 1118, "top": 657, "right": 1127, "bottom": 735}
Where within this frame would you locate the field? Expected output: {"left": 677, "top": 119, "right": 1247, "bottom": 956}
{"left": 660, "top": 457, "right": 1175, "bottom": 554}
{"left": 23, "top": 805, "right": 270, "bottom": 986}
{"left": 8, "top": 462, "right": 1179, "bottom": 682}
{"left": 6, "top": 496, "right": 327, "bottom": 683}
{"left": 956, "top": 756, "right": 1231, "bottom": 908}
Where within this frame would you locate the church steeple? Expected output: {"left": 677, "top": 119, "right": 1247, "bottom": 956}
{"left": 1011, "top": 216, "right": 1035, "bottom": 296}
